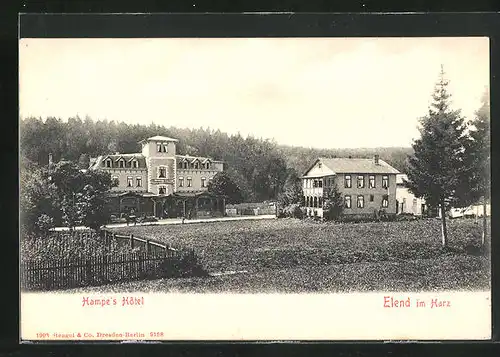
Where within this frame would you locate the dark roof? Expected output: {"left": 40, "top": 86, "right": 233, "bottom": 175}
{"left": 91, "top": 154, "right": 147, "bottom": 169}
{"left": 175, "top": 155, "right": 223, "bottom": 163}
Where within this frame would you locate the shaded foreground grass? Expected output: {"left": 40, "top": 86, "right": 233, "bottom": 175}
{"left": 65, "top": 255, "right": 489, "bottom": 294}
{"left": 86, "top": 218, "right": 491, "bottom": 293}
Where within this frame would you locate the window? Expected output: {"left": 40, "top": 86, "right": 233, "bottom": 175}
{"left": 369, "top": 175, "right": 375, "bottom": 188}
{"left": 158, "top": 186, "right": 166, "bottom": 195}
{"left": 357, "top": 175, "right": 364, "bottom": 188}
{"left": 162, "top": 143, "right": 167, "bottom": 153}
{"left": 205, "top": 162, "right": 211, "bottom": 169}
{"left": 313, "top": 197, "right": 318, "bottom": 208}
{"left": 178, "top": 177, "right": 184, "bottom": 187}
{"left": 105, "top": 159, "right": 112, "bottom": 168}
{"left": 318, "top": 180, "right": 323, "bottom": 188}
{"left": 382, "top": 175, "right": 389, "bottom": 189}
{"left": 127, "top": 176, "right": 133, "bottom": 187}
{"left": 201, "top": 177, "right": 206, "bottom": 187}
{"left": 112, "top": 175, "right": 119, "bottom": 185}
{"left": 194, "top": 161, "right": 200, "bottom": 169}
{"left": 370, "top": 194, "right": 374, "bottom": 202}
{"left": 118, "top": 160, "right": 125, "bottom": 168}
{"left": 157, "top": 142, "right": 162, "bottom": 152}
{"left": 345, "top": 175, "right": 352, "bottom": 188}
{"left": 344, "top": 195, "right": 352, "bottom": 209}
{"left": 357, "top": 195, "right": 364, "bottom": 208}
{"left": 132, "top": 160, "right": 138, "bottom": 168}
{"left": 318, "top": 197, "right": 323, "bottom": 207}
{"left": 187, "top": 177, "right": 192, "bottom": 187}
{"left": 136, "top": 177, "right": 142, "bottom": 187}
{"left": 382, "top": 194, "right": 389, "bottom": 208}
{"left": 158, "top": 166, "right": 166, "bottom": 178}
{"left": 303, "top": 180, "right": 307, "bottom": 189}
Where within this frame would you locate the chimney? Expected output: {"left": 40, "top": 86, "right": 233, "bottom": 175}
{"left": 48, "top": 153, "right": 53, "bottom": 166}
{"left": 374, "top": 154, "right": 380, "bottom": 165}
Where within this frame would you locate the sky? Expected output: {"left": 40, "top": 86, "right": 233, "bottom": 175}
{"left": 19, "top": 37, "right": 489, "bottom": 149}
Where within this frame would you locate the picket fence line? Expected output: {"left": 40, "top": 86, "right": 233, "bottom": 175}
{"left": 20, "top": 229, "right": 195, "bottom": 291}
{"left": 20, "top": 250, "right": 192, "bottom": 291}
{"left": 103, "top": 230, "right": 175, "bottom": 255}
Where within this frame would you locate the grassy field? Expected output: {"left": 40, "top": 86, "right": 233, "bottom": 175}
{"left": 74, "top": 217, "right": 490, "bottom": 293}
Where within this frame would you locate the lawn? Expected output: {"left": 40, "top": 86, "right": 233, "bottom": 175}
{"left": 84, "top": 217, "right": 491, "bottom": 293}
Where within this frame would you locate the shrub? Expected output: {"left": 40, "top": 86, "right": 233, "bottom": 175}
{"left": 35, "top": 214, "right": 55, "bottom": 235}
{"left": 323, "top": 185, "right": 344, "bottom": 221}
{"left": 159, "top": 250, "right": 209, "bottom": 278}
{"left": 281, "top": 203, "right": 304, "bottom": 219}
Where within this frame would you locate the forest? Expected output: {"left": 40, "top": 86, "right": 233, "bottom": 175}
{"left": 19, "top": 116, "right": 412, "bottom": 202}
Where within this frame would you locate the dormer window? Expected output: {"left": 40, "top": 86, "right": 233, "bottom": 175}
{"left": 156, "top": 142, "right": 167, "bottom": 153}
{"left": 194, "top": 161, "right": 200, "bottom": 169}
{"left": 183, "top": 161, "right": 188, "bottom": 169}
{"left": 118, "top": 159, "right": 125, "bottom": 168}
{"left": 105, "top": 159, "right": 112, "bottom": 168}
{"left": 204, "top": 161, "right": 211, "bottom": 170}
{"left": 132, "top": 159, "right": 138, "bottom": 168}
{"left": 178, "top": 162, "right": 183, "bottom": 169}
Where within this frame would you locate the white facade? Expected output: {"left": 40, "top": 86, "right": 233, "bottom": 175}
{"left": 395, "top": 174, "right": 425, "bottom": 216}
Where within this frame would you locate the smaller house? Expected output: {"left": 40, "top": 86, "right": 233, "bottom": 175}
{"left": 395, "top": 174, "right": 426, "bottom": 216}
{"left": 301, "top": 155, "right": 399, "bottom": 218}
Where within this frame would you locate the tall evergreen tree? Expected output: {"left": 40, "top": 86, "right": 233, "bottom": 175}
{"left": 406, "top": 66, "right": 469, "bottom": 247}
{"left": 463, "top": 88, "right": 490, "bottom": 245}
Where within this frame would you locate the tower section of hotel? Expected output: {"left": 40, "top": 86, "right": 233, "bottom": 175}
{"left": 301, "top": 155, "right": 399, "bottom": 218}
{"left": 139, "top": 135, "right": 178, "bottom": 196}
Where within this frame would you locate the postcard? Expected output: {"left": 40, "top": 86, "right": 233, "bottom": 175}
{"left": 19, "top": 28, "right": 491, "bottom": 341}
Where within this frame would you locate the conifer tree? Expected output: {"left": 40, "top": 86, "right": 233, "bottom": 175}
{"left": 406, "top": 66, "right": 469, "bottom": 247}
{"left": 462, "top": 88, "right": 490, "bottom": 245}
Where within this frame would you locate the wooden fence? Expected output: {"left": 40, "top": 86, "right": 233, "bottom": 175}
{"left": 20, "top": 229, "right": 198, "bottom": 291}
{"left": 20, "top": 250, "right": 192, "bottom": 291}
{"left": 103, "top": 230, "right": 173, "bottom": 255}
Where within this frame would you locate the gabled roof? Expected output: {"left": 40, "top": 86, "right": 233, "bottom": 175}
{"left": 303, "top": 157, "right": 400, "bottom": 177}
{"left": 396, "top": 173, "right": 409, "bottom": 185}
{"left": 140, "top": 135, "right": 179, "bottom": 143}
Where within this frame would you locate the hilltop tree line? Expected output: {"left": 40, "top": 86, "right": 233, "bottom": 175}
{"left": 19, "top": 67, "right": 489, "bottom": 250}
{"left": 20, "top": 117, "right": 411, "bottom": 203}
